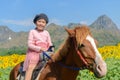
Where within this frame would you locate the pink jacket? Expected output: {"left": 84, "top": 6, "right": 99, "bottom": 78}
{"left": 28, "top": 29, "right": 52, "bottom": 52}
{"left": 23, "top": 29, "right": 52, "bottom": 71}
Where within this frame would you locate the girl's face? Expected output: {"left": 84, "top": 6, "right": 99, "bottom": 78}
{"left": 35, "top": 19, "right": 47, "bottom": 31}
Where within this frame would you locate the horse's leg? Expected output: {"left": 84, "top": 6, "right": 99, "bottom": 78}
{"left": 9, "top": 62, "right": 22, "bottom": 80}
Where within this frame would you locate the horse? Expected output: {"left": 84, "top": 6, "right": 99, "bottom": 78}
{"left": 9, "top": 25, "right": 107, "bottom": 80}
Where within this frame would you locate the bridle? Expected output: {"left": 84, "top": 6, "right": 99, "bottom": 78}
{"left": 45, "top": 37, "right": 95, "bottom": 71}
{"left": 56, "top": 37, "right": 95, "bottom": 71}
{"left": 74, "top": 36, "right": 96, "bottom": 70}
{"left": 75, "top": 45, "right": 94, "bottom": 70}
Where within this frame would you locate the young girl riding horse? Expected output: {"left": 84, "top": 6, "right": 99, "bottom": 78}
{"left": 23, "top": 13, "right": 53, "bottom": 80}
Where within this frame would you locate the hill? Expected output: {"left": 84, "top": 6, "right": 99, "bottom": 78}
{"left": 90, "top": 15, "right": 120, "bottom": 46}
{"left": 0, "top": 26, "right": 28, "bottom": 48}
{"left": 0, "top": 14, "right": 120, "bottom": 52}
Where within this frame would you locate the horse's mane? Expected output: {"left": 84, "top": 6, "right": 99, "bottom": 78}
{"left": 75, "top": 25, "right": 91, "bottom": 45}
{"left": 51, "top": 25, "right": 91, "bottom": 62}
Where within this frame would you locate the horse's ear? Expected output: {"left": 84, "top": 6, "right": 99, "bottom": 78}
{"left": 65, "top": 27, "right": 75, "bottom": 37}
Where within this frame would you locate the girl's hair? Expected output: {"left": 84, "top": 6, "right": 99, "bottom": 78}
{"left": 33, "top": 13, "right": 49, "bottom": 24}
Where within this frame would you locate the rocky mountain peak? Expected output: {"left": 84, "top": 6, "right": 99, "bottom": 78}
{"left": 0, "top": 14, "right": 120, "bottom": 48}
{"left": 0, "top": 26, "right": 14, "bottom": 34}
{"left": 90, "top": 15, "right": 118, "bottom": 30}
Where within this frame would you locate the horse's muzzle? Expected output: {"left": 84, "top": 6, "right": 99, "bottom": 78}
{"left": 93, "top": 61, "right": 107, "bottom": 78}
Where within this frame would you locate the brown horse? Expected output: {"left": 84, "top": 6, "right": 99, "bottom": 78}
{"left": 9, "top": 25, "right": 107, "bottom": 80}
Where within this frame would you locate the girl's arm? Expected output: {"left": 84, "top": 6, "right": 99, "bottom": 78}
{"left": 28, "top": 30, "right": 41, "bottom": 52}
{"left": 47, "top": 32, "right": 53, "bottom": 48}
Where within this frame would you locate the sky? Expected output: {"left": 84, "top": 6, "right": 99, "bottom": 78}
{"left": 0, "top": 0, "right": 120, "bottom": 32}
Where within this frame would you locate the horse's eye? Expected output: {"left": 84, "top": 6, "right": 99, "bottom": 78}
{"left": 81, "top": 44, "right": 84, "bottom": 47}
{"left": 78, "top": 44, "right": 84, "bottom": 48}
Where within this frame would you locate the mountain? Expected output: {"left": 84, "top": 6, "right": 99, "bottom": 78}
{"left": 90, "top": 15, "right": 120, "bottom": 46}
{"left": 46, "top": 23, "right": 67, "bottom": 48}
{"left": 90, "top": 15, "right": 118, "bottom": 30}
{"left": 0, "top": 14, "right": 120, "bottom": 49}
{"left": 0, "top": 26, "right": 28, "bottom": 48}
{"left": 0, "top": 26, "right": 15, "bottom": 42}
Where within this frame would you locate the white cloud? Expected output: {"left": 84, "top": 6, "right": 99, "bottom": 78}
{"left": 49, "top": 18, "right": 63, "bottom": 25}
{"left": 80, "top": 21, "right": 88, "bottom": 25}
{"left": 1, "top": 19, "right": 33, "bottom": 27}
{"left": 1, "top": 18, "right": 65, "bottom": 27}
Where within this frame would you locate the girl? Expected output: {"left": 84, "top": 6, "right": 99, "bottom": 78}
{"left": 23, "top": 13, "right": 53, "bottom": 80}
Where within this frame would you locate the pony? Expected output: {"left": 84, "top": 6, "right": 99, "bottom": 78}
{"left": 9, "top": 25, "right": 107, "bottom": 80}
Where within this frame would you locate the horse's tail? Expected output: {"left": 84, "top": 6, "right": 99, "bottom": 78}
{"left": 9, "top": 61, "right": 23, "bottom": 80}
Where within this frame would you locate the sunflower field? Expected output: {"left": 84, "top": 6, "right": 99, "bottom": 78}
{"left": 0, "top": 43, "right": 120, "bottom": 80}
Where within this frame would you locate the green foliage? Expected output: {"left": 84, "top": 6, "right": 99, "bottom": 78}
{"left": 0, "top": 46, "right": 27, "bottom": 56}
{"left": 0, "top": 67, "right": 12, "bottom": 80}
{"left": 7, "top": 46, "right": 27, "bottom": 55}
{"left": 90, "top": 29, "right": 120, "bottom": 47}
{"left": 76, "top": 58, "right": 120, "bottom": 80}
{"left": 0, "top": 58, "right": 120, "bottom": 80}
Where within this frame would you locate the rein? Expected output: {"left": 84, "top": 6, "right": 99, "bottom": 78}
{"left": 42, "top": 36, "right": 94, "bottom": 71}
{"left": 43, "top": 51, "right": 85, "bottom": 71}
{"left": 57, "top": 62, "right": 86, "bottom": 71}
{"left": 42, "top": 37, "right": 91, "bottom": 71}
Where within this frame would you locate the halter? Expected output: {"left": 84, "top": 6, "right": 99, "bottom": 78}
{"left": 43, "top": 51, "right": 87, "bottom": 71}
{"left": 58, "top": 37, "right": 94, "bottom": 70}
{"left": 73, "top": 37, "right": 95, "bottom": 70}
{"left": 58, "top": 41, "right": 94, "bottom": 71}
{"left": 43, "top": 37, "right": 94, "bottom": 71}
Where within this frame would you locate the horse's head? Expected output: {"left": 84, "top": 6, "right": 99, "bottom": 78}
{"left": 65, "top": 25, "right": 107, "bottom": 78}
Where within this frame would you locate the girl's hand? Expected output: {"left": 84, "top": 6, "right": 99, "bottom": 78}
{"left": 40, "top": 48, "right": 47, "bottom": 52}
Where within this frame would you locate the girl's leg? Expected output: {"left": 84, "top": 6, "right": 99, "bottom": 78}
{"left": 25, "top": 63, "right": 37, "bottom": 80}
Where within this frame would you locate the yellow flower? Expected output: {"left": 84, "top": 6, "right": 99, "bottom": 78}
{"left": 0, "top": 54, "right": 25, "bottom": 69}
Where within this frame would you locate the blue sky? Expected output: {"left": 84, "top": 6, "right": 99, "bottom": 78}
{"left": 0, "top": 0, "right": 120, "bottom": 32}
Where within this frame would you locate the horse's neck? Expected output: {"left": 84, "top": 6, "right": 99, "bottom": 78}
{"left": 39, "top": 51, "right": 79, "bottom": 80}
{"left": 56, "top": 54, "right": 79, "bottom": 80}
{"left": 39, "top": 38, "right": 79, "bottom": 80}
{"left": 57, "top": 38, "right": 79, "bottom": 80}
